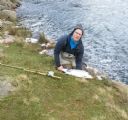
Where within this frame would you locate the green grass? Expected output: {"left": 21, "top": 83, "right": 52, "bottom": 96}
{"left": 0, "top": 43, "right": 128, "bottom": 120}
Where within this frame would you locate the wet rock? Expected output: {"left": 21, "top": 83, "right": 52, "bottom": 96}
{"left": 0, "top": 81, "right": 12, "bottom": 97}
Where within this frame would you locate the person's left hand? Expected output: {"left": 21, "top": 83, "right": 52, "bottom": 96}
{"left": 57, "top": 65, "right": 64, "bottom": 71}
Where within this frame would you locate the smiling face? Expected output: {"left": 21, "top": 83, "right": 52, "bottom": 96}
{"left": 72, "top": 29, "right": 83, "bottom": 41}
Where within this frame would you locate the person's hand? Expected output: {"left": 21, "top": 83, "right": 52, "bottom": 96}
{"left": 57, "top": 65, "right": 64, "bottom": 71}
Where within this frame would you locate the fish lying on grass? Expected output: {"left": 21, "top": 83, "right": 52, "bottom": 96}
{"left": 62, "top": 69, "right": 93, "bottom": 79}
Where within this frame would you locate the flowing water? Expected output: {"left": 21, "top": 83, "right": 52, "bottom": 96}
{"left": 16, "top": 0, "right": 128, "bottom": 84}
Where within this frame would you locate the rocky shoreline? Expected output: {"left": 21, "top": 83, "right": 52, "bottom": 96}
{"left": 0, "top": 0, "right": 21, "bottom": 21}
{"left": 0, "top": 0, "right": 21, "bottom": 44}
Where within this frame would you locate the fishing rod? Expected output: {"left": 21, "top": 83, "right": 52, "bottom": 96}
{"left": 0, "top": 62, "right": 61, "bottom": 79}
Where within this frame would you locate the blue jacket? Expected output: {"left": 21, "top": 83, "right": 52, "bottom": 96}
{"left": 54, "top": 34, "right": 84, "bottom": 69}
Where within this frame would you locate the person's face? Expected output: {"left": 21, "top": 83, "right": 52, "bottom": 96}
{"left": 72, "top": 29, "right": 83, "bottom": 41}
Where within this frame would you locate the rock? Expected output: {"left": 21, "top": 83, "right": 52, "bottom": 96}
{"left": 0, "top": 20, "right": 13, "bottom": 30}
{"left": 25, "top": 38, "right": 38, "bottom": 43}
{"left": 3, "top": 35, "right": 15, "bottom": 44}
{"left": 39, "top": 50, "right": 48, "bottom": 55}
{"left": 1, "top": 10, "right": 16, "bottom": 21}
{"left": 0, "top": 36, "right": 3, "bottom": 44}
{"left": 0, "top": 34, "right": 15, "bottom": 44}
{"left": 3, "top": 20, "right": 13, "bottom": 27}
{"left": 4, "top": 36, "right": 15, "bottom": 44}
{"left": 0, "top": 76, "right": 16, "bottom": 98}
{"left": 46, "top": 42, "right": 55, "bottom": 49}
{"left": 40, "top": 42, "right": 55, "bottom": 49}
{"left": 0, "top": 5, "right": 6, "bottom": 11}
{"left": 0, "top": 0, "right": 14, "bottom": 9}
{"left": 41, "top": 43, "right": 47, "bottom": 49}
{"left": 0, "top": 0, "right": 21, "bottom": 10}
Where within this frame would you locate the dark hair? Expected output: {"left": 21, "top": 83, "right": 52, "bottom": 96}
{"left": 70, "top": 24, "right": 84, "bottom": 36}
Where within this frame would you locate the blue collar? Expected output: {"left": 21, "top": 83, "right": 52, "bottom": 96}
{"left": 70, "top": 37, "right": 79, "bottom": 49}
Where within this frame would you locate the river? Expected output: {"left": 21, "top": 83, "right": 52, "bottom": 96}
{"left": 16, "top": 0, "right": 128, "bottom": 84}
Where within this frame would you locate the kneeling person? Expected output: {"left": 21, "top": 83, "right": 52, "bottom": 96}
{"left": 54, "top": 24, "right": 84, "bottom": 71}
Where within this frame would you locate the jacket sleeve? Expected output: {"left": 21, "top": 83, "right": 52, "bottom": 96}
{"left": 75, "top": 46, "right": 84, "bottom": 69}
{"left": 54, "top": 35, "right": 67, "bottom": 67}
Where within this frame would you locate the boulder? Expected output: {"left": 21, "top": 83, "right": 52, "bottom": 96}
{"left": 1, "top": 10, "right": 16, "bottom": 21}
{"left": 0, "top": 19, "right": 13, "bottom": 30}
{"left": 4, "top": 34, "right": 15, "bottom": 44}
{"left": 0, "top": 0, "right": 13, "bottom": 9}
{"left": 0, "top": 5, "right": 6, "bottom": 11}
{"left": 0, "top": 0, "right": 21, "bottom": 9}
{"left": 3, "top": 20, "right": 13, "bottom": 27}
{"left": 0, "top": 33, "right": 15, "bottom": 44}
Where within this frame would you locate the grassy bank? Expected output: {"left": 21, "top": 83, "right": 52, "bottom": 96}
{"left": 0, "top": 43, "right": 128, "bottom": 120}
{"left": 0, "top": 0, "right": 128, "bottom": 120}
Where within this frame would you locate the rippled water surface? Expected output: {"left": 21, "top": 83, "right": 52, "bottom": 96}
{"left": 17, "top": 0, "right": 128, "bottom": 83}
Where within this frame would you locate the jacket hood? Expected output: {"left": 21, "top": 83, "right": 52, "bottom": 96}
{"left": 70, "top": 24, "right": 84, "bottom": 36}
